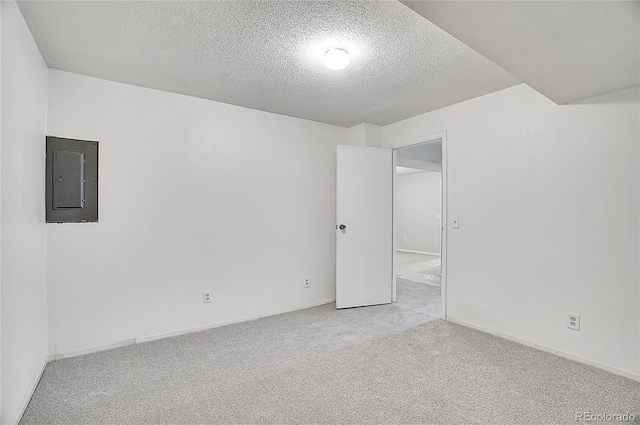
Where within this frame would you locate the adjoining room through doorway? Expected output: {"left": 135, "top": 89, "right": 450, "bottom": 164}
{"left": 394, "top": 140, "right": 443, "bottom": 320}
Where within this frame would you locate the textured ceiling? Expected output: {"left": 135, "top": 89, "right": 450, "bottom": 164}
{"left": 403, "top": 1, "right": 639, "bottom": 104}
{"left": 17, "top": 0, "right": 520, "bottom": 127}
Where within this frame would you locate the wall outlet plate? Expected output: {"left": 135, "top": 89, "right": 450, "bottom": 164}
{"left": 203, "top": 291, "right": 212, "bottom": 303}
{"left": 303, "top": 276, "right": 310, "bottom": 288}
{"left": 568, "top": 313, "right": 580, "bottom": 330}
{"left": 451, "top": 216, "right": 460, "bottom": 228}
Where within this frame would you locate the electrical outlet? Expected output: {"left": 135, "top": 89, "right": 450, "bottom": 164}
{"left": 403, "top": 236, "right": 408, "bottom": 242}
{"left": 203, "top": 291, "right": 211, "bottom": 303}
{"left": 303, "top": 276, "right": 310, "bottom": 288}
{"left": 568, "top": 313, "right": 580, "bottom": 330}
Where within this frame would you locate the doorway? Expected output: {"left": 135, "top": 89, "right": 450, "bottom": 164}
{"left": 392, "top": 138, "right": 446, "bottom": 320}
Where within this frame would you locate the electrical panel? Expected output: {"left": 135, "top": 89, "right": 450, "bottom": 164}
{"left": 46, "top": 136, "right": 98, "bottom": 223}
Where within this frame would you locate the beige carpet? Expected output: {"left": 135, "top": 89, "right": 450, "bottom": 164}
{"left": 21, "top": 285, "right": 639, "bottom": 424}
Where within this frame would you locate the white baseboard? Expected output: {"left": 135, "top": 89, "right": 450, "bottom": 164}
{"left": 48, "top": 338, "right": 136, "bottom": 361}
{"left": 14, "top": 359, "right": 47, "bottom": 425}
{"left": 50, "top": 299, "right": 336, "bottom": 360}
{"left": 137, "top": 299, "right": 335, "bottom": 343}
{"left": 397, "top": 249, "right": 441, "bottom": 256}
{"left": 447, "top": 316, "right": 640, "bottom": 382}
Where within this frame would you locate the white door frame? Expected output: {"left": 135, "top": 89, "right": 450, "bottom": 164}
{"left": 390, "top": 132, "right": 448, "bottom": 320}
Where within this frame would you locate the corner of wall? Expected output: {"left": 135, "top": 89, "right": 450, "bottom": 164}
{"left": 344, "top": 122, "right": 382, "bottom": 148}
{"left": 1, "top": 0, "right": 50, "bottom": 423}
{"left": 345, "top": 123, "right": 366, "bottom": 146}
{"left": 362, "top": 123, "right": 381, "bottom": 148}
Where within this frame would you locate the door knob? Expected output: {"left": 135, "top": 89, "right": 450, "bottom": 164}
{"left": 339, "top": 224, "right": 346, "bottom": 231}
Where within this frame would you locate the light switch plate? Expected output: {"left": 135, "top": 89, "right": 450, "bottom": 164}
{"left": 451, "top": 216, "right": 460, "bottom": 228}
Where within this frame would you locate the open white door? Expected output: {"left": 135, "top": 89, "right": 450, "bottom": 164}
{"left": 336, "top": 145, "right": 393, "bottom": 309}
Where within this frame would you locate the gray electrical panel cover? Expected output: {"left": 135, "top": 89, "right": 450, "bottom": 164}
{"left": 46, "top": 136, "right": 98, "bottom": 223}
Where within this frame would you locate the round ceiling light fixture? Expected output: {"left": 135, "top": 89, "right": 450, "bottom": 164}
{"left": 324, "top": 48, "right": 350, "bottom": 70}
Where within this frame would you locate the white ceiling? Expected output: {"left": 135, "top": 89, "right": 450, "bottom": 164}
{"left": 402, "top": 1, "right": 640, "bottom": 104}
{"left": 17, "top": 0, "right": 520, "bottom": 127}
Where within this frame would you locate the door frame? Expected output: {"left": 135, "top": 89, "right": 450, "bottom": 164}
{"left": 390, "top": 132, "right": 448, "bottom": 320}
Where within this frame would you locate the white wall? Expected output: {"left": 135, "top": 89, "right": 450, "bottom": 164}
{"left": 1, "top": 1, "right": 49, "bottom": 423}
{"left": 345, "top": 123, "right": 381, "bottom": 147}
{"left": 46, "top": 70, "right": 347, "bottom": 356}
{"left": 382, "top": 83, "right": 640, "bottom": 378}
{"left": 1, "top": 1, "right": 3, "bottom": 415}
{"left": 1, "top": 1, "right": 3, "bottom": 414}
{"left": 396, "top": 171, "right": 441, "bottom": 254}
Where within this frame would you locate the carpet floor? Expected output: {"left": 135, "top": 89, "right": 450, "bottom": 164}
{"left": 396, "top": 252, "right": 442, "bottom": 285}
{"left": 21, "top": 281, "right": 639, "bottom": 425}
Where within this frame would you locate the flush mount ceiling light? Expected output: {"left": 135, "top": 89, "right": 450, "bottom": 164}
{"left": 324, "top": 48, "right": 350, "bottom": 70}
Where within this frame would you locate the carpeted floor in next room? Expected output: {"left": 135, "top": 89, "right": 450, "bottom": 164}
{"left": 21, "top": 279, "right": 639, "bottom": 425}
{"left": 395, "top": 251, "right": 442, "bottom": 286}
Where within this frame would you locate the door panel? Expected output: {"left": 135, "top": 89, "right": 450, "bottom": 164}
{"left": 336, "top": 145, "right": 393, "bottom": 309}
